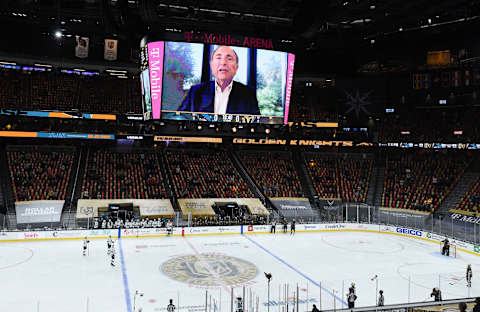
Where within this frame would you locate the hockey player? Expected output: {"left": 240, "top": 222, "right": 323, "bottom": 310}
{"left": 83, "top": 237, "right": 90, "bottom": 256}
{"left": 166, "top": 219, "right": 173, "bottom": 236}
{"left": 378, "top": 290, "right": 384, "bottom": 306}
{"left": 270, "top": 220, "right": 276, "bottom": 234}
{"left": 441, "top": 238, "right": 450, "bottom": 256}
{"left": 167, "top": 299, "right": 175, "bottom": 312}
{"left": 235, "top": 296, "right": 243, "bottom": 312}
{"left": 346, "top": 285, "right": 357, "bottom": 308}
{"left": 350, "top": 282, "right": 356, "bottom": 295}
{"left": 110, "top": 244, "right": 116, "bottom": 267}
{"left": 282, "top": 219, "right": 288, "bottom": 233}
{"left": 93, "top": 219, "right": 99, "bottom": 229}
{"left": 290, "top": 219, "right": 296, "bottom": 235}
{"left": 107, "top": 235, "right": 114, "bottom": 255}
{"left": 467, "top": 264, "right": 473, "bottom": 287}
{"left": 431, "top": 287, "right": 442, "bottom": 301}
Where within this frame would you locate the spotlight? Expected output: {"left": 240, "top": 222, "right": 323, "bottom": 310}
{"left": 250, "top": 127, "right": 255, "bottom": 133}
{"left": 54, "top": 31, "right": 62, "bottom": 38}
{"left": 197, "top": 124, "right": 202, "bottom": 131}
{"left": 265, "top": 128, "right": 270, "bottom": 134}
{"left": 232, "top": 126, "right": 237, "bottom": 133}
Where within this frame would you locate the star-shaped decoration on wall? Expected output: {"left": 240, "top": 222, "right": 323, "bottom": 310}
{"left": 344, "top": 89, "right": 372, "bottom": 118}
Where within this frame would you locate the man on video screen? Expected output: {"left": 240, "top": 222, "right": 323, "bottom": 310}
{"left": 178, "top": 45, "right": 260, "bottom": 115}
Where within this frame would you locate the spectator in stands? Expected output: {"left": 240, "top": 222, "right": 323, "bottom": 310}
{"left": 178, "top": 46, "right": 260, "bottom": 115}
{"left": 311, "top": 304, "right": 320, "bottom": 312}
{"left": 458, "top": 302, "right": 467, "bottom": 312}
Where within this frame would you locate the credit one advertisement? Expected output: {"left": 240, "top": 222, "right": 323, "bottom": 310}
{"left": 15, "top": 200, "right": 64, "bottom": 224}
{"left": 140, "top": 40, "right": 295, "bottom": 124}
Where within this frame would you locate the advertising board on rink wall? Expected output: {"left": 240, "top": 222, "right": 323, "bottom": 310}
{"left": 377, "top": 207, "right": 429, "bottom": 224}
{"left": 270, "top": 197, "right": 316, "bottom": 218}
{"left": 15, "top": 200, "right": 64, "bottom": 224}
{"left": 76, "top": 199, "right": 175, "bottom": 219}
{"left": 450, "top": 212, "right": 480, "bottom": 224}
{"left": 270, "top": 198, "right": 312, "bottom": 210}
{"left": 3, "top": 223, "right": 480, "bottom": 256}
{"left": 177, "top": 198, "right": 269, "bottom": 219}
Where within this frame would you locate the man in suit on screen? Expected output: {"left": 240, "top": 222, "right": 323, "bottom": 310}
{"left": 178, "top": 45, "right": 260, "bottom": 115}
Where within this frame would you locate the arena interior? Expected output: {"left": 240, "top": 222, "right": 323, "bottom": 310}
{"left": 1, "top": 0, "right": 480, "bottom": 311}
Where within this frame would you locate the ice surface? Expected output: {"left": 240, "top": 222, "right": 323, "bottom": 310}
{"left": 0, "top": 231, "right": 478, "bottom": 312}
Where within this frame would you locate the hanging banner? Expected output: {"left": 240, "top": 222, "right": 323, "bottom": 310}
{"left": 75, "top": 36, "right": 89, "bottom": 59}
{"left": 104, "top": 39, "right": 118, "bottom": 61}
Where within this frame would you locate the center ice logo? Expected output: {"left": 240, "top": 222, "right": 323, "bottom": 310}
{"left": 161, "top": 254, "right": 258, "bottom": 286}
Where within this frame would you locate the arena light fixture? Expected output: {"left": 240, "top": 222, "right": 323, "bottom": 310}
{"left": 54, "top": 31, "right": 62, "bottom": 38}
{"left": 34, "top": 64, "right": 53, "bottom": 68}
{"left": 109, "top": 72, "right": 127, "bottom": 76}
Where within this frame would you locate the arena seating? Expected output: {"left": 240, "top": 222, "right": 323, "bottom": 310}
{"left": 30, "top": 72, "right": 78, "bottom": 111}
{"left": 81, "top": 150, "right": 168, "bottom": 199}
{"left": 8, "top": 149, "right": 74, "bottom": 201}
{"left": 378, "top": 109, "right": 480, "bottom": 142}
{"left": 456, "top": 177, "right": 480, "bottom": 214}
{"left": 78, "top": 76, "right": 142, "bottom": 114}
{"left": 382, "top": 151, "right": 470, "bottom": 211}
{"left": 164, "top": 149, "right": 254, "bottom": 198}
{"left": 305, "top": 154, "right": 373, "bottom": 202}
{"left": 0, "top": 69, "right": 142, "bottom": 114}
{"left": 238, "top": 151, "right": 303, "bottom": 198}
{"left": 0, "top": 70, "right": 29, "bottom": 110}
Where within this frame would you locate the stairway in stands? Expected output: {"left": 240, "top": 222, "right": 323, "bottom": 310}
{"left": 291, "top": 151, "right": 321, "bottom": 218}
{"left": 292, "top": 151, "right": 316, "bottom": 199}
{"left": 228, "top": 150, "right": 278, "bottom": 215}
{"left": 366, "top": 167, "right": 378, "bottom": 205}
{"left": 0, "top": 146, "right": 7, "bottom": 228}
{"left": 63, "top": 145, "right": 88, "bottom": 228}
{"left": 157, "top": 150, "right": 181, "bottom": 214}
{"left": 435, "top": 158, "right": 480, "bottom": 215}
{"left": 373, "top": 155, "right": 386, "bottom": 208}
{"left": 0, "top": 146, "right": 17, "bottom": 229}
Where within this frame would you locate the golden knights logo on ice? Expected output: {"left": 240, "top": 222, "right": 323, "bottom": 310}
{"left": 161, "top": 253, "right": 258, "bottom": 286}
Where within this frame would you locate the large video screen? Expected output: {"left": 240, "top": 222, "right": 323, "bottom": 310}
{"left": 140, "top": 41, "right": 295, "bottom": 124}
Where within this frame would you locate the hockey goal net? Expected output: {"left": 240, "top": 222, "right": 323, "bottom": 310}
{"left": 440, "top": 244, "right": 457, "bottom": 258}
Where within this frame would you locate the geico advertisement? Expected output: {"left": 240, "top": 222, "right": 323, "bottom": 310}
{"left": 395, "top": 227, "right": 423, "bottom": 236}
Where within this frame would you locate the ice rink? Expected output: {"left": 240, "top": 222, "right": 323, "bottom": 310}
{"left": 1, "top": 230, "right": 479, "bottom": 312}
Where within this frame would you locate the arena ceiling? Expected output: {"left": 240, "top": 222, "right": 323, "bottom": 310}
{"left": 0, "top": 0, "right": 479, "bottom": 73}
